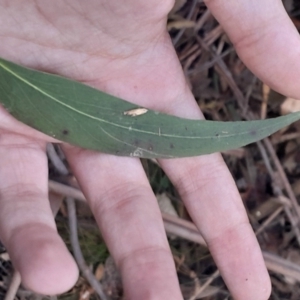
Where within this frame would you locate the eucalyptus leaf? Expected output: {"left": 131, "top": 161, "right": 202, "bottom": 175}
{"left": 0, "top": 57, "right": 299, "bottom": 159}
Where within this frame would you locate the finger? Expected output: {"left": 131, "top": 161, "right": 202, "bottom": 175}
{"left": 97, "top": 35, "right": 270, "bottom": 298}
{"left": 0, "top": 133, "right": 78, "bottom": 295}
{"left": 142, "top": 44, "right": 271, "bottom": 298}
{"left": 100, "top": 39, "right": 271, "bottom": 299}
{"left": 0, "top": 105, "right": 59, "bottom": 143}
{"left": 204, "top": 0, "right": 300, "bottom": 99}
{"left": 64, "top": 147, "right": 183, "bottom": 299}
{"left": 152, "top": 91, "right": 270, "bottom": 299}
{"left": 161, "top": 156, "right": 270, "bottom": 300}
{"left": 60, "top": 33, "right": 271, "bottom": 298}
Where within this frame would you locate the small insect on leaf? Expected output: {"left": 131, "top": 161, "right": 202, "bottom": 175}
{"left": 123, "top": 108, "right": 148, "bottom": 117}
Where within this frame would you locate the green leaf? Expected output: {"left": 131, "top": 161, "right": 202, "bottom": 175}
{"left": 0, "top": 57, "right": 299, "bottom": 159}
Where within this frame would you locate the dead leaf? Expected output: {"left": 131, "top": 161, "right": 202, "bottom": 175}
{"left": 157, "top": 193, "right": 178, "bottom": 217}
{"left": 281, "top": 97, "right": 300, "bottom": 115}
{"left": 95, "top": 263, "right": 105, "bottom": 281}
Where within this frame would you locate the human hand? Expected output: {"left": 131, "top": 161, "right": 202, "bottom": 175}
{"left": 0, "top": 1, "right": 299, "bottom": 299}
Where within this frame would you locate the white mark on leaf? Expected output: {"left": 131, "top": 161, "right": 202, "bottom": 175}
{"left": 130, "top": 148, "right": 144, "bottom": 157}
{"left": 124, "top": 108, "right": 148, "bottom": 117}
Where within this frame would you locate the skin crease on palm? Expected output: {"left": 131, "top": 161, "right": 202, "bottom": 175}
{"left": 0, "top": 0, "right": 300, "bottom": 299}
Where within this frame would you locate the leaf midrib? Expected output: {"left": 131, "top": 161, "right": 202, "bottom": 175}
{"left": 0, "top": 60, "right": 294, "bottom": 141}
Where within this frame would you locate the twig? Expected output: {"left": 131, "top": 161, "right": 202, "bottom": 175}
{"left": 258, "top": 138, "right": 300, "bottom": 245}
{"left": 51, "top": 151, "right": 108, "bottom": 299}
{"left": 186, "top": 47, "right": 234, "bottom": 75}
{"left": 257, "top": 138, "right": 300, "bottom": 244}
{"left": 195, "top": 8, "right": 211, "bottom": 31}
{"left": 46, "top": 143, "right": 69, "bottom": 175}
{"left": 255, "top": 142, "right": 300, "bottom": 245}
{"left": 272, "top": 131, "right": 300, "bottom": 144}
{"left": 195, "top": 36, "right": 300, "bottom": 247}
{"left": 242, "top": 76, "right": 257, "bottom": 115}
{"left": 173, "top": 0, "right": 198, "bottom": 46}
{"left": 255, "top": 206, "right": 284, "bottom": 236}
{"left": 195, "top": 36, "right": 248, "bottom": 112}
{"left": 189, "top": 270, "right": 220, "bottom": 300}
{"left": 263, "top": 138, "right": 300, "bottom": 221}
{"left": 4, "top": 271, "right": 21, "bottom": 300}
{"left": 263, "top": 251, "right": 300, "bottom": 282}
{"left": 203, "top": 25, "right": 223, "bottom": 45}
{"left": 162, "top": 212, "right": 206, "bottom": 246}
{"left": 66, "top": 197, "right": 109, "bottom": 300}
{"left": 179, "top": 43, "right": 200, "bottom": 62}
{"left": 49, "top": 181, "right": 300, "bottom": 284}
{"left": 162, "top": 214, "right": 300, "bottom": 283}
{"left": 49, "top": 180, "right": 85, "bottom": 201}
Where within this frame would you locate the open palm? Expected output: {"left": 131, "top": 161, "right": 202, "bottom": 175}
{"left": 0, "top": 0, "right": 299, "bottom": 299}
